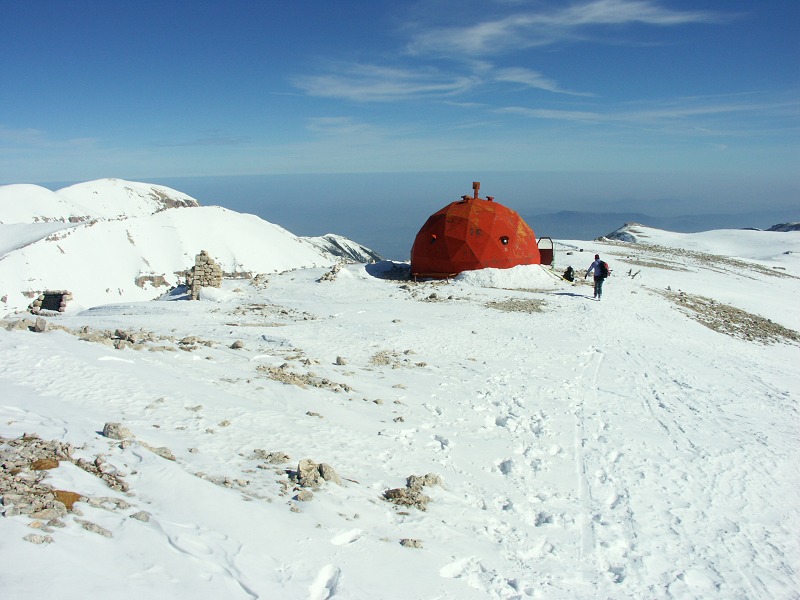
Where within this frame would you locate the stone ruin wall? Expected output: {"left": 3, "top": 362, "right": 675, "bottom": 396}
{"left": 29, "top": 290, "right": 73, "bottom": 315}
{"left": 187, "top": 250, "right": 223, "bottom": 300}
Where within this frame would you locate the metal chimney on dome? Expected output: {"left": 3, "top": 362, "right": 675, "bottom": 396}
{"left": 473, "top": 181, "right": 480, "bottom": 199}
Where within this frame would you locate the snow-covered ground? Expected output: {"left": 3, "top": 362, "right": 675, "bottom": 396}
{"left": 1, "top": 182, "right": 799, "bottom": 599}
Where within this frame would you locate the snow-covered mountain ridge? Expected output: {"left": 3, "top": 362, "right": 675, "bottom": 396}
{"left": 0, "top": 179, "right": 379, "bottom": 314}
{"left": 0, "top": 178, "right": 200, "bottom": 224}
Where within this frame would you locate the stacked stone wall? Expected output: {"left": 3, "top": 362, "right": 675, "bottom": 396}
{"left": 187, "top": 250, "right": 223, "bottom": 300}
{"left": 29, "top": 290, "right": 73, "bottom": 314}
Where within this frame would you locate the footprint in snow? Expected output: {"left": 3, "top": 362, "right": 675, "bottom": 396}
{"left": 309, "top": 564, "right": 341, "bottom": 600}
{"left": 330, "top": 529, "right": 363, "bottom": 546}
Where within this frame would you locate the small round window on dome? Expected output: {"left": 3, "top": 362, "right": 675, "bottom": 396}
{"left": 500, "top": 236, "right": 509, "bottom": 245}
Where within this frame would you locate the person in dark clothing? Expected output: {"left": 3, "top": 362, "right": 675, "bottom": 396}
{"left": 585, "top": 254, "right": 607, "bottom": 300}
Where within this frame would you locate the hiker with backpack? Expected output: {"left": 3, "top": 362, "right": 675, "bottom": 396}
{"left": 585, "top": 254, "right": 610, "bottom": 300}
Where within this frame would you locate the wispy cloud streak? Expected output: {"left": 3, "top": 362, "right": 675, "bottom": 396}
{"left": 406, "top": 0, "right": 724, "bottom": 56}
{"left": 294, "top": 64, "right": 477, "bottom": 102}
{"left": 493, "top": 67, "right": 594, "bottom": 96}
{"left": 497, "top": 97, "right": 798, "bottom": 134}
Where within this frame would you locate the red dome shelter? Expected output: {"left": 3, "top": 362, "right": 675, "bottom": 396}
{"left": 410, "top": 182, "right": 542, "bottom": 279}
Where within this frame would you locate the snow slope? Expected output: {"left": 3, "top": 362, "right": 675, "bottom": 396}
{"left": 0, "top": 179, "right": 383, "bottom": 313}
{"left": 0, "top": 178, "right": 199, "bottom": 224}
{"left": 0, "top": 184, "right": 86, "bottom": 224}
{"left": 1, "top": 221, "right": 798, "bottom": 599}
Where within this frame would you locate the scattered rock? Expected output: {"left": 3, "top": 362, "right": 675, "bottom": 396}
{"left": 102, "top": 422, "right": 133, "bottom": 440}
{"left": 335, "top": 356, "right": 347, "bottom": 365}
{"left": 383, "top": 473, "right": 442, "bottom": 512}
{"left": 294, "top": 490, "right": 314, "bottom": 502}
{"left": 87, "top": 497, "right": 131, "bottom": 511}
{"left": 23, "top": 534, "right": 54, "bottom": 545}
{"left": 140, "top": 442, "right": 176, "bottom": 461}
{"left": 400, "top": 538, "right": 423, "bottom": 549}
{"left": 291, "top": 459, "right": 342, "bottom": 490}
{"left": 253, "top": 450, "right": 290, "bottom": 464}
{"left": 29, "top": 502, "right": 68, "bottom": 520}
{"left": 75, "top": 519, "right": 113, "bottom": 537}
{"left": 316, "top": 264, "right": 341, "bottom": 282}
{"left": 318, "top": 463, "right": 342, "bottom": 486}
{"left": 256, "top": 363, "right": 353, "bottom": 392}
{"left": 230, "top": 340, "right": 245, "bottom": 349}
{"left": 129, "top": 511, "right": 151, "bottom": 522}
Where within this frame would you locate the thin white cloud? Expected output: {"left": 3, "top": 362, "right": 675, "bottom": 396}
{"left": 406, "top": 0, "right": 724, "bottom": 56}
{"left": 293, "top": 64, "right": 477, "bottom": 102}
{"left": 493, "top": 67, "right": 594, "bottom": 96}
{"left": 498, "top": 106, "right": 604, "bottom": 122}
{"left": 496, "top": 97, "right": 797, "bottom": 132}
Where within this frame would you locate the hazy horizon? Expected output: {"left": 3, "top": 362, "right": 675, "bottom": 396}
{"left": 20, "top": 171, "right": 796, "bottom": 260}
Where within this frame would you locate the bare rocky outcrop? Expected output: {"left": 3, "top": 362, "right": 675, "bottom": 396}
{"left": 382, "top": 473, "right": 442, "bottom": 511}
{"left": 256, "top": 363, "right": 353, "bottom": 392}
{"left": 290, "top": 459, "right": 342, "bottom": 490}
{"left": 0, "top": 433, "right": 130, "bottom": 522}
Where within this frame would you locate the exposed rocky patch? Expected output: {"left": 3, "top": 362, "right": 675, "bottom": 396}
{"left": 252, "top": 450, "right": 291, "bottom": 464}
{"left": 382, "top": 473, "right": 442, "bottom": 512}
{"left": 0, "top": 432, "right": 131, "bottom": 532}
{"left": 289, "top": 459, "right": 343, "bottom": 490}
{"left": 604, "top": 235, "right": 799, "bottom": 280}
{"left": 230, "top": 302, "right": 316, "bottom": 323}
{"left": 316, "top": 263, "right": 342, "bottom": 282}
{"left": 369, "top": 350, "right": 427, "bottom": 369}
{"left": 256, "top": 363, "right": 353, "bottom": 392}
{"left": 486, "top": 298, "right": 546, "bottom": 313}
{"left": 658, "top": 289, "right": 800, "bottom": 344}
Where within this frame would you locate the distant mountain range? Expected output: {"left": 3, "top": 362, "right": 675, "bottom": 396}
{"left": 523, "top": 210, "right": 799, "bottom": 241}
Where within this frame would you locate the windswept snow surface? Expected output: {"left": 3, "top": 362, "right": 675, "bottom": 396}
{"left": 1, "top": 225, "right": 799, "bottom": 599}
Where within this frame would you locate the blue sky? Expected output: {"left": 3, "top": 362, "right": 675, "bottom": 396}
{"left": 1, "top": 0, "right": 798, "bottom": 215}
